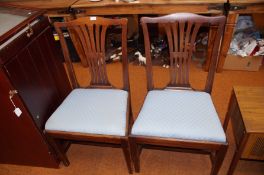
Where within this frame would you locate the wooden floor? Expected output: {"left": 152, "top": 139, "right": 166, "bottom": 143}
{"left": 0, "top": 61, "right": 264, "bottom": 175}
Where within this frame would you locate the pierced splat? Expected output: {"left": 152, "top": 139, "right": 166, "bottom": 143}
{"left": 54, "top": 17, "right": 129, "bottom": 90}
{"left": 70, "top": 24, "right": 110, "bottom": 86}
{"left": 164, "top": 21, "right": 201, "bottom": 88}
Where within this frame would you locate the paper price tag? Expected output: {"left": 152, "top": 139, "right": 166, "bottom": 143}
{"left": 90, "top": 16, "right": 96, "bottom": 21}
{"left": 14, "top": 108, "right": 22, "bottom": 117}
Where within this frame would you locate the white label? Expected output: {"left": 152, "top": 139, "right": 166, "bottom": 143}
{"left": 90, "top": 17, "right": 96, "bottom": 21}
{"left": 14, "top": 108, "right": 22, "bottom": 117}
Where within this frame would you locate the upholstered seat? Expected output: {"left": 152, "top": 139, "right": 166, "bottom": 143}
{"left": 45, "top": 88, "right": 128, "bottom": 136}
{"left": 131, "top": 90, "right": 226, "bottom": 142}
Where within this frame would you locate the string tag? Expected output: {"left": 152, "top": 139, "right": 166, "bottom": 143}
{"left": 9, "top": 90, "right": 22, "bottom": 117}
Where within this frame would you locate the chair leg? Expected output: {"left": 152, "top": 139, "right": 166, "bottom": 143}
{"left": 210, "top": 144, "right": 228, "bottom": 175}
{"left": 129, "top": 137, "right": 140, "bottom": 173}
{"left": 223, "top": 116, "right": 230, "bottom": 132}
{"left": 121, "top": 138, "right": 133, "bottom": 174}
{"left": 45, "top": 134, "right": 70, "bottom": 166}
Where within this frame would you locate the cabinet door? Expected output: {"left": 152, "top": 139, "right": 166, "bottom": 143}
{"left": 4, "top": 26, "right": 71, "bottom": 129}
{"left": 0, "top": 69, "right": 58, "bottom": 167}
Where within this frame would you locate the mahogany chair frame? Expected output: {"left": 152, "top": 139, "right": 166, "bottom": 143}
{"left": 44, "top": 17, "right": 133, "bottom": 173}
{"left": 129, "top": 13, "right": 228, "bottom": 175}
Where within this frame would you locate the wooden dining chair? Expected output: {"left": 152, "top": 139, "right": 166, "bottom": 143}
{"left": 129, "top": 13, "right": 228, "bottom": 175}
{"left": 44, "top": 16, "right": 133, "bottom": 173}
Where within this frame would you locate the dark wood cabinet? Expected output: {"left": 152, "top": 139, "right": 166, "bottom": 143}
{"left": 0, "top": 6, "right": 71, "bottom": 167}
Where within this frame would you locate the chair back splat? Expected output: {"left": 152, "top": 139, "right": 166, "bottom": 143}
{"left": 54, "top": 17, "right": 129, "bottom": 91}
{"left": 141, "top": 13, "right": 225, "bottom": 93}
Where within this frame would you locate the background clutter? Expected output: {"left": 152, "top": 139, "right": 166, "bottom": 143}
{"left": 228, "top": 15, "right": 264, "bottom": 57}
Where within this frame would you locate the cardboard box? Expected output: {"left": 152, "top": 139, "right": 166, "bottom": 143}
{"left": 223, "top": 55, "right": 263, "bottom": 71}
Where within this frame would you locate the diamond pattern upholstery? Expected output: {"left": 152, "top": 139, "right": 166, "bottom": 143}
{"left": 45, "top": 88, "right": 128, "bottom": 136}
{"left": 131, "top": 90, "right": 226, "bottom": 143}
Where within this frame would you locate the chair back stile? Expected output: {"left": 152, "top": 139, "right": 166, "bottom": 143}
{"left": 54, "top": 17, "right": 129, "bottom": 91}
{"left": 55, "top": 22, "right": 79, "bottom": 89}
{"left": 141, "top": 13, "right": 225, "bottom": 93}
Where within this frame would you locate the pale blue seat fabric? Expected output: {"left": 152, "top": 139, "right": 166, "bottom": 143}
{"left": 131, "top": 90, "right": 226, "bottom": 143}
{"left": 45, "top": 88, "right": 128, "bottom": 136}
